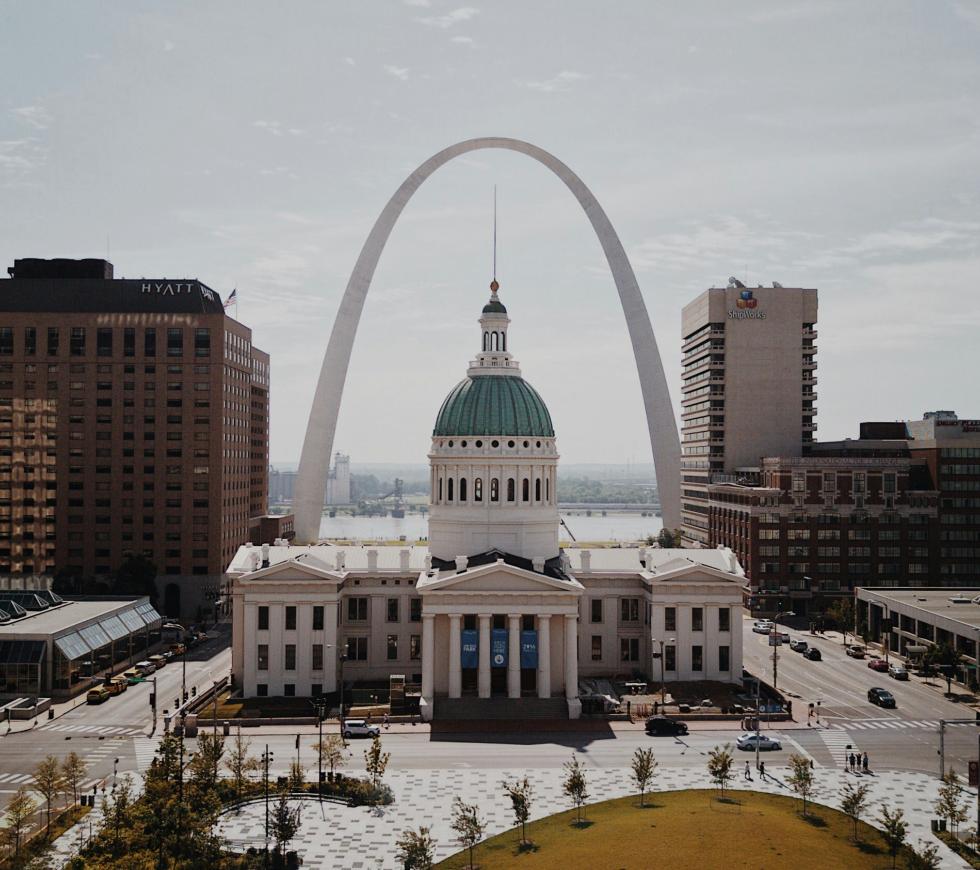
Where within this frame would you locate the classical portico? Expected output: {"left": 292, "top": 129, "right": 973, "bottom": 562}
{"left": 417, "top": 556, "right": 583, "bottom": 720}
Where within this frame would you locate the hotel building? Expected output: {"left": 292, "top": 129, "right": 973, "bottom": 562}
{"left": 0, "top": 257, "right": 269, "bottom": 619}
{"left": 680, "top": 281, "right": 818, "bottom": 546}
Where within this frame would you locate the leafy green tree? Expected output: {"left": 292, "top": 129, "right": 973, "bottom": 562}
{"left": 364, "top": 734, "right": 390, "bottom": 788}
{"left": 100, "top": 774, "right": 135, "bottom": 857}
{"left": 288, "top": 759, "right": 306, "bottom": 791}
{"left": 926, "top": 643, "right": 964, "bottom": 695}
{"left": 786, "top": 753, "right": 816, "bottom": 816}
{"left": 2, "top": 786, "right": 37, "bottom": 858}
{"left": 878, "top": 803, "right": 908, "bottom": 870}
{"left": 502, "top": 776, "right": 533, "bottom": 845}
{"left": 189, "top": 731, "right": 225, "bottom": 791}
{"left": 838, "top": 780, "right": 870, "bottom": 842}
{"left": 225, "top": 730, "right": 259, "bottom": 797}
{"left": 450, "top": 797, "right": 485, "bottom": 870}
{"left": 905, "top": 842, "right": 941, "bottom": 870}
{"left": 114, "top": 553, "right": 158, "bottom": 601}
{"left": 825, "top": 597, "right": 855, "bottom": 643}
{"left": 270, "top": 786, "right": 302, "bottom": 859}
{"left": 61, "top": 751, "right": 86, "bottom": 806}
{"left": 934, "top": 767, "right": 968, "bottom": 835}
{"left": 32, "top": 754, "right": 65, "bottom": 838}
{"left": 314, "top": 734, "right": 346, "bottom": 778}
{"left": 562, "top": 756, "right": 589, "bottom": 823}
{"left": 707, "top": 744, "right": 735, "bottom": 798}
{"left": 631, "top": 747, "right": 658, "bottom": 807}
{"left": 395, "top": 826, "right": 435, "bottom": 869}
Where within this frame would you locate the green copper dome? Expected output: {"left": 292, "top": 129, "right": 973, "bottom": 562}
{"left": 433, "top": 376, "right": 554, "bottom": 437}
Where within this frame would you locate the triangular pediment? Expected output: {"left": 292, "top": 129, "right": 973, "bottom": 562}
{"left": 647, "top": 562, "right": 745, "bottom": 585}
{"left": 240, "top": 556, "right": 343, "bottom": 584}
{"left": 419, "top": 561, "right": 583, "bottom": 595}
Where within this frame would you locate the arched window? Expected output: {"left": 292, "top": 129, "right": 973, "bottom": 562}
{"left": 535, "top": 478, "right": 541, "bottom": 501}
{"left": 474, "top": 478, "right": 483, "bottom": 501}
{"left": 438, "top": 478, "right": 443, "bottom": 502}
{"left": 447, "top": 478, "right": 454, "bottom": 502}
{"left": 483, "top": 332, "right": 488, "bottom": 351}
{"left": 507, "top": 478, "right": 515, "bottom": 502}
{"left": 501, "top": 332, "right": 506, "bottom": 351}
{"left": 545, "top": 477, "right": 550, "bottom": 502}
{"left": 522, "top": 478, "right": 530, "bottom": 502}
{"left": 459, "top": 477, "right": 467, "bottom": 501}
{"left": 490, "top": 332, "right": 498, "bottom": 351}
{"left": 490, "top": 478, "right": 499, "bottom": 502}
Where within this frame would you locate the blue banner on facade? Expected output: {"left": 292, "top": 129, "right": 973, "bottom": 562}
{"left": 491, "top": 629, "right": 508, "bottom": 668}
{"left": 461, "top": 630, "right": 479, "bottom": 669}
{"left": 520, "top": 630, "right": 538, "bottom": 669}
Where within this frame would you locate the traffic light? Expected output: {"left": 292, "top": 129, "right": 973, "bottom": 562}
{"left": 149, "top": 692, "right": 156, "bottom": 708}
{"left": 191, "top": 686, "right": 197, "bottom": 697}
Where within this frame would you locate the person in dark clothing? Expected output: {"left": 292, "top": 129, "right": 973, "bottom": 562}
{"left": 849, "top": 752, "right": 856, "bottom": 771}
{"left": 744, "top": 761, "right": 751, "bottom": 781}
{"left": 862, "top": 752, "right": 869, "bottom": 772}
{"left": 759, "top": 760, "right": 766, "bottom": 780}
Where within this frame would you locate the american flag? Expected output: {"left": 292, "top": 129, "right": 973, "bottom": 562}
{"left": 223, "top": 288, "right": 237, "bottom": 310}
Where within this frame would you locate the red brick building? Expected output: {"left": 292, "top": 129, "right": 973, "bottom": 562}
{"left": 0, "top": 258, "right": 269, "bottom": 619}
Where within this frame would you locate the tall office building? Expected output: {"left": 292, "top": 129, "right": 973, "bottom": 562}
{"left": 0, "top": 258, "right": 269, "bottom": 618}
{"left": 680, "top": 281, "right": 818, "bottom": 545}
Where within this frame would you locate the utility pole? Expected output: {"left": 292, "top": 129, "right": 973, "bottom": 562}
{"left": 261, "top": 744, "right": 274, "bottom": 866}
{"left": 755, "top": 677, "right": 761, "bottom": 771}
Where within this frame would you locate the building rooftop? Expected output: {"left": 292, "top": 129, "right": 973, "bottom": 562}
{"left": 0, "top": 596, "right": 160, "bottom": 638}
{"left": 859, "top": 588, "right": 980, "bottom": 630}
{"left": 2, "top": 258, "right": 225, "bottom": 314}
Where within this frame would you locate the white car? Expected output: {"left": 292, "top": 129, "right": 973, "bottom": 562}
{"left": 342, "top": 718, "right": 381, "bottom": 739}
{"left": 736, "top": 733, "right": 782, "bottom": 752}
{"left": 888, "top": 664, "right": 909, "bottom": 680}
{"left": 752, "top": 622, "right": 774, "bottom": 635}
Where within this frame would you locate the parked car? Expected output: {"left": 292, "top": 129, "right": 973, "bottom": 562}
{"left": 803, "top": 648, "right": 822, "bottom": 661}
{"left": 122, "top": 668, "right": 142, "bottom": 684}
{"left": 789, "top": 639, "right": 808, "bottom": 653}
{"left": 752, "top": 621, "right": 774, "bottom": 635}
{"left": 777, "top": 631, "right": 791, "bottom": 644}
{"left": 87, "top": 686, "right": 111, "bottom": 705}
{"left": 845, "top": 645, "right": 867, "bottom": 658}
{"left": 868, "top": 687, "right": 896, "bottom": 708}
{"left": 168, "top": 642, "right": 186, "bottom": 656}
{"left": 645, "top": 715, "right": 689, "bottom": 736}
{"left": 867, "top": 658, "right": 889, "bottom": 672}
{"left": 135, "top": 660, "right": 156, "bottom": 675}
{"left": 148, "top": 654, "right": 167, "bottom": 670}
{"left": 888, "top": 664, "right": 909, "bottom": 681}
{"left": 342, "top": 719, "right": 381, "bottom": 739}
{"left": 736, "top": 733, "right": 782, "bottom": 752}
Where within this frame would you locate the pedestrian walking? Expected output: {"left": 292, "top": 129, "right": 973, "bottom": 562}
{"left": 862, "top": 752, "right": 868, "bottom": 772}
{"left": 383, "top": 712, "right": 390, "bottom": 730}
{"left": 744, "top": 761, "right": 751, "bottom": 781}
{"left": 849, "top": 752, "right": 856, "bottom": 771}
{"left": 759, "top": 761, "right": 766, "bottom": 780}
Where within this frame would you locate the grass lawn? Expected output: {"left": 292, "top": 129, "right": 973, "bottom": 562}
{"left": 435, "top": 790, "right": 898, "bottom": 869}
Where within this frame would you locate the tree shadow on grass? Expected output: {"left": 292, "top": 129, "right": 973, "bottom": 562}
{"left": 801, "top": 813, "right": 827, "bottom": 828}
{"left": 636, "top": 802, "right": 664, "bottom": 810}
{"left": 854, "top": 840, "right": 883, "bottom": 856}
{"left": 570, "top": 819, "right": 595, "bottom": 830}
{"left": 515, "top": 841, "right": 540, "bottom": 855}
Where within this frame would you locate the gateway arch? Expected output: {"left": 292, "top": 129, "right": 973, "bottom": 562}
{"left": 293, "top": 137, "right": 681, "bottom": 543}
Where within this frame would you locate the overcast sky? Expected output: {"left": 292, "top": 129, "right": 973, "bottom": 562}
{"left": 2, "top": 1, "right": 979, "bottom": 467}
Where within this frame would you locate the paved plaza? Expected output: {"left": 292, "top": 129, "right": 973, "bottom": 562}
{"left": 215, "top": 763, "right": 967, "bottom": 869}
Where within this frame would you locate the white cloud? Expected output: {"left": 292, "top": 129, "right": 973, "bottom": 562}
{"left": 163, "top": 40, "right": 175, "bottom": 52}
{"left": 951, "top": 0, "right": 980, "bottom": 29}
{"left": 384, "top": 65, "right": 410, "bottom": 80}
{"left": 417, "top": 6, "right": 479, "bottom": 28}
{"left": 450, "top": 35, "right": 474, "bottom": 45}
{"left": 343, "top": 56, "right": 355, "bottom": 66}
{"left": 252, "top": 120, "right": 304, "bottom": 137}
{"left": 402, "top": 0, "right": 431, "bottom": 6}
{"left": 10, "top": 106, "right": 52, "bottom": 130}
{"left": 520, "top": 70, "right": 589, "bottom": 93}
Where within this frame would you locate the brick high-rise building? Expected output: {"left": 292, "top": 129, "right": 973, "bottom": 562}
{"left": 0, "top": 257, "right": 269, "bottom": 619}
{"left": 680, "top": 280, "right": 818, "bottom": 545}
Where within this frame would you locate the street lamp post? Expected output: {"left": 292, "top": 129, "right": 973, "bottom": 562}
{"left": 261, "top": 744, "right": 274, "bottom": 866}
{"left": 770, "top": 610, "right": 795, "bottom": 692}
{"left": 312, "top": 696, "right": 328, "bottom": 803}
{"left": 327, "top": 644, "right": 349, "bottom": 745}
{"left": 651, "top": 637, "right": 675, "bottom": 713}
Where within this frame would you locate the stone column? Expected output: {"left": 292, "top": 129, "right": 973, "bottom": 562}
{"left": 564, "top": 613, "right": 579, "bottom": 699}
{"left": 421, "top": 614, "right": 435, "bottom": 703}
{"left": 478, "top": 614, "right": 492, "bottom": 699}
{"left": 537, "top": 614, "right": 551, "bottom": 699}
{"left": 448, "top": 614, "right": 462, "bottom": 699}
{"left": 507, "top": 614, "right": 521, "bottom": 699}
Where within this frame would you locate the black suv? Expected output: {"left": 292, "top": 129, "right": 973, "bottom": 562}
{"left": 803, "top": 647, "right": 822, "bottom": 661}
{"left": 645, "top": 715, "right": 688, "bottom": 736}
{"left": 868, "top": 687, "right": 896, "bottom": 708}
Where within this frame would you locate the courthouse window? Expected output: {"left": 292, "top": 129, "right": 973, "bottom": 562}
{"left": 591, "top": 636, "right": 602, "bottom": 661}
{"left": 257, "top": 606, "right": 269, "bottom": 630}
{"left": 620, "top": 638, "right": 639, "bottom": 662}
{"left": 620, "top": 598, "right": 639, "bottom": 622}
{"left": 256, "top": 644, "right": 268, "bottom": 671}
{"left": 284, "top": 644, "right": 296, "bottom": 670}
{"left": 312, "top": 606, "right": 324, "bottom": 630}
{"left": 719, "top": 607, "right": 731, "bottom": 632}
{"left": 347, "top": 598, "right": 368, "bottom": 622}
{"left": 312, "top": 644, "right": 323, "bottom": 671}
{"left": 285, "top": 606, "right": 296, "bottom": 630}
{"left": 410, "top": 635, "right": 421, "bottom": 660}
{"left": 692, "top": 608, "right": 703, "bottom": 632}
{"left": 590, "top": 600, "right": 603, "bottom": 623}
{"left": 386, "top": 598, "right": 399, "bottom": 623}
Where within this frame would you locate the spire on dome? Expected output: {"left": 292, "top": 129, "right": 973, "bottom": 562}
{"left": 483, "top": 280, "right": 507, "bottom": 315}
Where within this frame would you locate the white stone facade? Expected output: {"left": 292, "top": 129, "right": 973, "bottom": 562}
{"left": 228, "top": 544, "right": 746, "bottom": 715}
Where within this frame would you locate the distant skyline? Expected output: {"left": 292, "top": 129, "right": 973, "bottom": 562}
{"left": 2, "top": 2, "right": 979, "bottom": 463}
